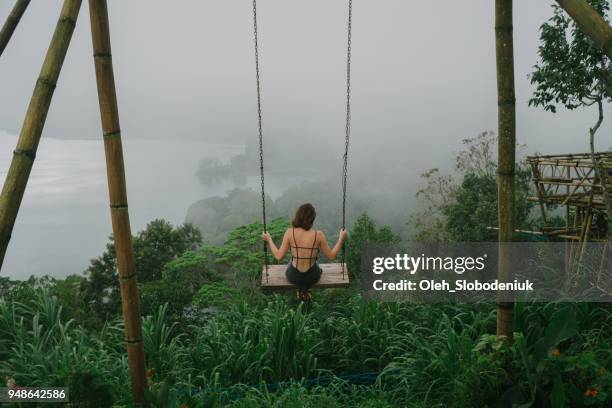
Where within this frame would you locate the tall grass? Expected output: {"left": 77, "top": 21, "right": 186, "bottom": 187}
{"left": 0, "top": 290, "right": 130, "bottom": 405}
{"left": 187, "top": 300, "right": 319, "bottom": 385}
{"left": 1, "top": 288, "right": 610, "bottom": 407}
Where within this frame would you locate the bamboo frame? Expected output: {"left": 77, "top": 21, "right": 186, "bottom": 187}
{"left": 527, "top": 153, "right": 610, "bottom": 287}
{"left": 0, "top": 0, "right": 31, "bottom": 57}
{"left": 527, "top": 153, "right": 612, "bottom": 213}
{"left": 0, "top": 0, "right": 82, "bottom": 268}
{"left": 88, "top": 0, "right": 147, "bottom": 405}
{"left": 495, "top": 0, "right": 516, "bottom": 339}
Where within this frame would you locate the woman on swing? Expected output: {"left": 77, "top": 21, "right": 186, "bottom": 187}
{"left": 262, "top": 203, "right": 348, "bottom": 301}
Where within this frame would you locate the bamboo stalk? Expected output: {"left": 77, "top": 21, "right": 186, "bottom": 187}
{"left": 596, "top": 243, "right": 608, "bottom": 292}
{"left": 530, "top": 162, "right": 548, "bottom": 223}
{"left": 564, "top": 167, "right": 572, "bottom": 280}
{"left": 89, "top": 0, "right": 148, "bottom": 406}
{"left": 556, "top": 0, "right": 612, "bottom": 60}
{"left": 0, "top": 0, "right": 31, "bottom": 57}
{"left": 0, "top": 0, "right": 82, "bottom": 269}
{"left": 88, "top": 1, "right": 147, "bottom": 406}
{"left": 495, "top": 0, "right": 515, "bottom": 339}
{"left": 565, "top": 166, "right": 571, "bottom": 278}
{"left": 568, "top": 208, "right": 581, "bottom": 273}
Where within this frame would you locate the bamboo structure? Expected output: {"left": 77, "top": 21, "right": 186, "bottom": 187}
{"left": 556, "top": 0, "right": 612, "bottom": 61}
{"left": 0, "top": 0, "right": 82, "bottom": 269}
{"left": 0, "top": 0, "right": 31, "bottom": 57}
{"left": 88, "top": 0, "right": 147, "bottom": 406}
{"left": 527, "top": 153, "right": 612, "bottom": 215}
{"left": 527, "top": 153, "right": 611, "bottom": 290}
{"left": 495, "top": 0, "right": 516, "bottom": 339}
{"left": 527, "top": 153, "right": 611, "bottom": 243}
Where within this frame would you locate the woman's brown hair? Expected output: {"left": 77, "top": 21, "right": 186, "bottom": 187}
{"left": 292, "top": 203, "right": 316, "bottom": 230}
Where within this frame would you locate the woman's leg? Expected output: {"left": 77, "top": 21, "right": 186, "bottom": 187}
{"left": 299, "top": 265, "right": 322, "bottom": 302}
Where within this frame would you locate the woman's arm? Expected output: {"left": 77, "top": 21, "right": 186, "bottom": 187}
{"left": 262, "top": 229, "right": 290, "bottom": 261}
{"left": 318, "top": 229, "right": 348, "bottom": 261}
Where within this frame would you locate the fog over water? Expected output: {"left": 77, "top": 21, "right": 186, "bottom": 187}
{"left": 1, "top": 1, "right": 611, "bottom": 279}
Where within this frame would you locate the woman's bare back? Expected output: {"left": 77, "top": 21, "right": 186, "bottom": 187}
{"left": 289, "top": 227, "right": 319, "bottom": 272}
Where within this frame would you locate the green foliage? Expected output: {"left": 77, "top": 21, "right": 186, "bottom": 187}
{"left": 221, "top": 382, "right": 398, "bottom": 408}
{"left": 2, "top": 214, "right": 612, "bottom": 407}
{"left": 79, "top": 220, "right": 202, "bottom": 324}
{"left": 139, "top": 279, "right": 193, "bottom": 324}
{"left": 345, "top": 213, "right": 399, "bottom": 276}
{"left": 142, "top": 305, "right": 188, "bottom": 385}
{"left": 443, "top": 173, "right": 498, "bottom": 241}
{"left": 67, "top": 371, "right": 114, "bottom": 408}
{"left": 529, "top": 0, "right": 612, "bottom": 236}
{"left": 510, "top": 303, "right": 612, "bottom": 407}
{"left": 134, "top": 220, "right": 203, "bottom": 283}
{"left": 443, "top": 168, "right": 533, "bottom": 241}
{"left": 188, "top": 299, "right": 319, "bottom": 385}
{"left": 140, "top": 250, "right": 219, "bottom": 325}
{"left": 207, "top": 217, "right": 290, "bottom": 295}
{"left": 412, "top": 131, "right": 536, "bottom": 242}
{"left": 163, "top": 250, "right": 215, "bottom": 289}
{"left": 2, "top": 283, "right": 612, "bottom": 407}
{"left": 145, "top": 379, "right": 182, "bottom": 408}
{"left": 48, "top": 274, "right": 87, "bottom": 322}
{"left": 529, "top": 0, "right": 612, "bottom": 113}
{"left": 0, "top": 290, "right": 131, "bottom": 405}
{"left": 193, "top": 282, "right": 243, "bottom": 311}
{"left": 383, "top": 309, "right": 503, "bottom": 407}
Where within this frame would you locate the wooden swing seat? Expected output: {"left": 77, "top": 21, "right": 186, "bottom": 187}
{"left": 260, "top": 263, "right": 350, "bottom": 290}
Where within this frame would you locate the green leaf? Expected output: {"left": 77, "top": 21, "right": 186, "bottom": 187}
{"left": 533, "top": 306, "right": 578, "bottom": 367}
{"left": 551, "top": 372, "right": 565, "bottom": 408}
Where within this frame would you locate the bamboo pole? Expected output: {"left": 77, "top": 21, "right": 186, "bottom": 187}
{"left": 0, "top": 0, "right": 82, "bottom": 269}
{"left": 556, "top": 0, "right": 612, "bottom": 60}
{"left": 495, "top": 0, "right": 516, "bottom": 339}
{"left": 530, "top": 162, "right": 548, "bottom": 224}
{"left": 88, "top": 1, "right": 147, "bottom": 406}
{"left": 565, "top": 166, "right": 571, "bottom": 278}
{"left": 0, "top": 0, "right": 31, "bottom": 57}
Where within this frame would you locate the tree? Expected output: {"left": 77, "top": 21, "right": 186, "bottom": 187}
{"left": 78, "top": 220, "right": 202, "bottom": 322}
{"left": 140, "top": 250, "right": 218, "bottom": 325}
{"left": 162, "top": 250, "right": 215, "bottom": 292}
{"left": 530, "top": 0, "right": 612, "bottom": 228}
{"left": 345, "top": 213, "right": 400, "bottom": 277}
{"left": 207, "top": 218, "right": 290, "bottom": 298}
{"left": 411, "top": 131, "right": 534, "bottom": 242}
{"left": 133, "top": 220, "right": 202, "bottom": 283}
{"left": 443, "top": 171, "right": 532, "bottom": 242}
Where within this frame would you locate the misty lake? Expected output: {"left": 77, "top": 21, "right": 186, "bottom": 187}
{"left": 0, "top": 133, "right": 298, "bottom": 280}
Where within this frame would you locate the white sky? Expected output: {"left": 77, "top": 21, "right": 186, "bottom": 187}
{"left": 0, "top": 0, "right": 610, "bottom": 171}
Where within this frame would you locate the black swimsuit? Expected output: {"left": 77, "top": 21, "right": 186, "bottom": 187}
{"left": 286, "top": 228, "right": 322, "bottom": 291}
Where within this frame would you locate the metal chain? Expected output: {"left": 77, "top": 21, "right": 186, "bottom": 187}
{"left": 253, "top": 0, "right": 269, "bottom": 280}
{"left": 341, "top": 0, "right": 352, "bottom": 279}
{"left": 252, "top": 0, "right": 353, "bottom": 281}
